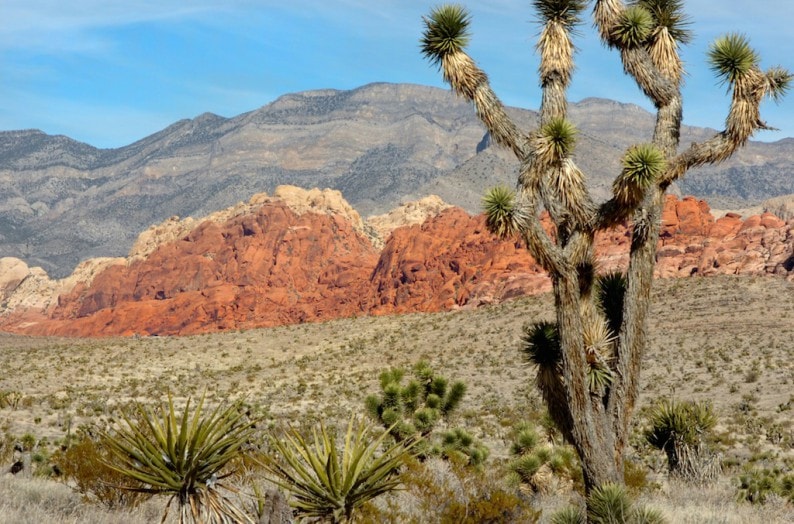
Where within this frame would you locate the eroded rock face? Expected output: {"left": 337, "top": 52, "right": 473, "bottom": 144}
{"left": 367, "top": 195, "right": 452, "bottom": 242}
{"left": 1, "top": 192, "right": 791, "bottom": 337}
{"left": 368, "top": 208, "right": 550, "bottom": 313}
{"left": 653, "top": 196, "right": 793, "bottom": 279}
{"left": 40, "top": 201, "right": 380, "bottom": 336}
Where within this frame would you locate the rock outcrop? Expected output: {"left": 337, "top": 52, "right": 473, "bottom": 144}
{"left": 1, "top": 190, "right": 791, "bottom": 337}
{"left": 367, "top": 195, "right": 452, "bottom": 242}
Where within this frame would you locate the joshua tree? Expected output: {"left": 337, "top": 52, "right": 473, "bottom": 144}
{"left": 420, "top": 0, "right": 790, "bottom": 496}
{"left": 364, "top": 361, "right": 466, "bottom": 443}
{"left": 364, "top": 361, "right": 487, "bottom": 465}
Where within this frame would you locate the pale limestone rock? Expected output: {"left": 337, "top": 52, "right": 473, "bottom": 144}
{"left": 0, "top": 257, "right": 31, "bottom": 302}
{"left": 1, "top": 257, "right": 124, "bottom": 314}
{"left": 367, "top": 195, "right": 452, "bottom": 240}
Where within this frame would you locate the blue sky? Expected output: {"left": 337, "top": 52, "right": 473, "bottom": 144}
{"left": 1, "top": 1, "right": 792, "bottom": 148}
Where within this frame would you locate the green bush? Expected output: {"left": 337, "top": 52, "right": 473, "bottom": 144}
{"left": 644, "top": 399, "right": 720, "bottom": 482}
{"left": 588, "top": 482, "right": 632, "bottom": 524}
{"left": 54, "top": 433, "right": 147, "bottom": 508}
{"left": 736, "top": 466, "right": 794, "bottom": 504}
{"left": 587, "top": 482, "right": 667, "bottom": 524}
{"left": 365, "top": 361, "right": 488, "bottom": 466}
{"left": 508, "top": 422, "right": 582, "bottom": 493}
{"left": 258, "top": 417, "right": 418, "bottom": 523}
{"left": 550, "top": 505, "right": 586, "bottom": 524}
{"left": 437, "top": 428, "right": 489, "bottom": 466}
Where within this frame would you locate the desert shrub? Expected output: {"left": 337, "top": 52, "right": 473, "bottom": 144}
{"left": 103, "top": 393, "right": 255, "bottom": 524}
{"left": 631, "top": 505, "right": 667, "bottom": 524}
{"left": 736, "top": 466, "right": 794, "bottom": 504}
{"left": 0, "top": 432, "right": 15, "bottom": 466}
{"left": 623, "top": 459, "right": 653, "bottom": 495}
{"left": 644, "top": 399, "right": 720, "bottom": 483}
{"left": 588, "top": 482, "right": 632, "bottom": 524}
{"left": 370, "top": 457, "right": 540, "bottom": 523}
{"left": 588, "top": 482, "right": 667, "bottom": 524}
{"left": 0, "top": 390, "right": 23, "bottom": 409}
{"left": 436, "top": 427, "right": 489, "bottom": 466}
{"left": 259, "top": 417, "right": 418, "bottom": 523}
{"left": 365, "top": 361, "right": 487, "bottom": 466}
{"left": 53, "top": 432, "right": 147, "bottom": 508}
{"left": 550, "top": 505, "right": 586, "bottom": 524}
{"left": 508, "top": 422, "right": 582, "bottom": 494}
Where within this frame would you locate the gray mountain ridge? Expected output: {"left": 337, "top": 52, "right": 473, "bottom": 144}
{"left": 1, "top": 82, "right": 792, "bottom": 278}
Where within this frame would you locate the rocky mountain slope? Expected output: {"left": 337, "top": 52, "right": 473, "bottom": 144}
{"left": 1, "top": 186, "right": 791, "bottom": 337}
{"left": 2, "top": 83, "right": 793, "bottom": 278}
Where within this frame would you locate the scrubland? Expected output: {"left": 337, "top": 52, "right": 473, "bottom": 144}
{"left": 1, "top": 275, "right": 792, "bottom": 522}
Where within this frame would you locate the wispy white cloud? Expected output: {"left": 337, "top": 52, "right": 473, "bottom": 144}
{"left": 1, "top": 1, "right": 791, "bottom": 146}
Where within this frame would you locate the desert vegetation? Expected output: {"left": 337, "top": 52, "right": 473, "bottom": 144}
{"left": 420, "top": 0, "right": 790, "bottom": 505}
{"left": 0, "top": 276, "right": 792, "bottom": 522}
{"left": 1, "top": 0, "right": 792, "bottom": 521}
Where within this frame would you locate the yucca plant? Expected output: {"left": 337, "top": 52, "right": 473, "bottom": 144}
{"left": 420, "top": 3, "right": 471, "bottom": 65}
{"left": 436, "top": 427, "right": 489, "bottom": 466}
{"left": 611, "top": 5, "right": 654, "bottom": 47}
{"left": 644, "top": 399, "right": 719, "bottom": 483}
{"left": 550, "top": 505, "right": 586, "bottom": 524}
{"left": 508, "top": 422, "right": 582, "bottom": 494}
{"left": 596, "top": 272, "right": 627, "bottom": 337}
{"left": 364, "top": 361, "right": 484, "bottom": 464}
{"left": 639, "top": 0, "right": 690, "bottom": 43}
{"left": 259, "top": 417, "right": 419, "bottom": 523}
{"left": 521, "top": 321, "right": 571, "bottom": 440}
{"left": 587, "top": 482, "right": 632, "bottom": 524}
{"left": 102, "top": 394, "right": 255, "bottom": 524}
{"left": 588, "top": 482, "right": 668, "bottom": 524}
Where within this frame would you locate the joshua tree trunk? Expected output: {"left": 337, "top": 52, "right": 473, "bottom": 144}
{"left": 421, "top": 0, "right": 790, "bottom": 495}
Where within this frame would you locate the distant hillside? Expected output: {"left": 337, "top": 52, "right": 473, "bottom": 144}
{"left": 1, "top": 83, "right": 792, "bottom": 277}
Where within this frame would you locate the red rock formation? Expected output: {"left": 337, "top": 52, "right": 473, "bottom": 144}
{"left": 368, "top": 208, "right": 550, "bottom": 314}
{"left": 9, "top": 201, "right": 379, "bottom": 336}
{"left": 1, "top": 193, "right": 791, "bottom": 338}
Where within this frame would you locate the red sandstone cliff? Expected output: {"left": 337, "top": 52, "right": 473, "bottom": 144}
{"left": 1, "top": 190, "right": 791, "bottom": 337}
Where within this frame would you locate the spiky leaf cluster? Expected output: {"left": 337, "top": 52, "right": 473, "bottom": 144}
{"left": 511, "top": 425, "right": 541, "bottom": 456}
{"left": 587, "top": 482, "right": 633, "bottom": 523}
{"left": 259, "top": 417, "right": 418, "bottom": 522}
{"left": 420, "top": 4, "right": 471, "bottom": 65}
{"left": 437, "top": 428, "right": 490, "bottom": 466}
{"left": 365, "top": 362, "right": 488, "bottom": 466}
{"left": 596, "top": 272, "right": 627, "bottom": 337}
{"left": 550, "top": 505, "right": 586, "bottom": 524}
{"left": 508, "top": 422, "right": 582, "bottom": 492}
{"left": 586, "top": 482, "right": 668, "bottom": 524}
{"left": 644, "top": 399, "right": 716, "bottom": 451}
{"left": 533, "top": 0, "right": 588, "bottom": 28}
{"left": 365, "top": 362, "right": 467, "bottom": 443}
{"left": 613, "top": 143, "right": 665, "bottom": 205}
{"left": 765, "top": 66, "right": 793, "bottom": 103}
{"left": 611, "top": 5, "right": 654, "bottom": 47}
{"left": 638, "top": 0, "right": 691, "bottom": 43}
{"left": 482, "top": 185, "right": 524, "bottom": 238}
{"left": 583, "top": 315, "right": 616, "bottom": 393}
{"left": 102, "top": 394, "right": 255, "bottom": 524}
{"left": 521, "top": 321, "right": 561, "bottom": 369}
{"left": 708, "top": 33, "right": 758, "bottom": 86}
{"left": 538, "top": 117, "right": 577, "bottom": 161}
